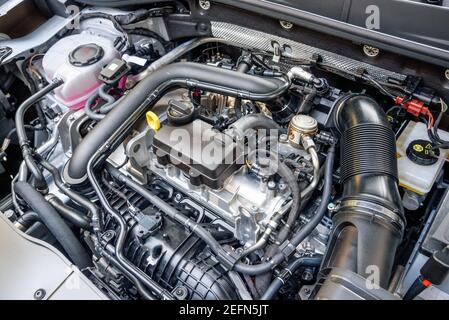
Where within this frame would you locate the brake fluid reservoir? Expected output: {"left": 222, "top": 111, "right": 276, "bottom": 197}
{"left": 396, "top": 121, "right": 449, "bottom": 195}
{"left": 43, "top": 33, "right": 119, "bottom": 109}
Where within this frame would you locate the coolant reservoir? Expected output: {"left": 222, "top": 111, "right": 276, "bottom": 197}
{"left": 396, "top": 121, "right": 449, "bottom": 195}
{"left": 43, "top": 33, "right": 119, "bottom": 109}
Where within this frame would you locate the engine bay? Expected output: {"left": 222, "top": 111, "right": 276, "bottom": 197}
{"left": 1, "top": 0, "right": 449, "bottom": 301}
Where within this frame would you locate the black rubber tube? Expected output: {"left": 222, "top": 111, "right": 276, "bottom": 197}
{"left": 67, "top": 62, "right": 288, "bottom": 182}
{"left": 13, "top": 182, "right": 91, "bottom": 269}
{"left": 229, "top": 113, "right": 280, "bottom": 137}
{"left": 261, "top": 256, "right": 322, "bottom": 300}
{"left": 15, "top": 211, "right": 39, "bottom": 230}
{"left": 247, "top": 148, "right": 301, "bottom": 245}
{"left": 87, "top": 165, "right": 174, "bottom": 299}
{"left": 38, "top": 159, "right": 101, "bottom": 232}
{"left": 46, "top": 195, "right": 91, "bottom": 230}
{"left": 288, "top": 144, "right": 335, "bottom": 247}
{"left": 14, "top": 79, "right": 63, "bottom": 190}
{"left": 236, "top": 143, "right": 335, "bottom": 275}
{"left": 83, "top": 88, "right": 103, "bottom": 121}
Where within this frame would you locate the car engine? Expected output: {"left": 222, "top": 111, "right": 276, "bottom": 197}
{"left": 1, "top": 0, "right": 449, "bottom": 301}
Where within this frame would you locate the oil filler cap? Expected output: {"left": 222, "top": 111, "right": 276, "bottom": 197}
{"left": 167, "top": 100, "right": 196, "bottom": 126}
{"left": 406, "top": 139, "right": 439, "bottom": 166}
{"left": 69, "top": 43, "right": 104, "bottom": 67}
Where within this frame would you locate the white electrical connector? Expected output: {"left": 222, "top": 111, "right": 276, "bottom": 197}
{"left": 122, "top": 53, "right": 147, "bottom": 67}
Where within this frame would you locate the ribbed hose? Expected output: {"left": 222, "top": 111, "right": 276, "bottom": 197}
{"left": 340, "top": 124, "right": 397, "bottom": 183}
{"left": 317, "top": 94, "right": 404, "bottom": 296}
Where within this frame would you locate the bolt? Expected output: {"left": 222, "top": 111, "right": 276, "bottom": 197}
{"left": 175, "top": 193, "right": 182, "bottom": 201}
{"left": 280, "top": 20, "right": 294, "bottom": 30}
{"left": 173, "top": 286, "right": 188, "bottom": 300}
{"left": 445, "top": 69, "right": 449, "bottom": 81}
{"left": 301, "top": 267, "right": 315, "bottom": 282}
{"left": 199, "top": 0, "right": 210, "bottom": 10}
{"left": 279, "top": 133, "right": 288, "bottom": 143}
{"left": 303, "top": 287, "right": 311, "bottom": 295}
{"left": 363, "top": 45, "right": 380, "bottom": 57}
{"left": 197, "top": 22, "right": 209, "bottom": 33}
{"left": 301, "top": 241, "right": 315, "bottom": 252}
{"left": 34, "top": 289, "right": 46, "bottom": 300}
{"left": 267, "top": 180, "right": 276, "bottom": 189}
{"left": 327, "top": 202, "right": 337, "bottom": 212}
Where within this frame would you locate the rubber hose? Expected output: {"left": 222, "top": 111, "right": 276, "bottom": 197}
{"left": 15, "top": 211, "right": 39, "bottom": 230}
{"left": 229, "top": 113, "right": 280, "bottom": 138}
{"left": 38, "top": 159, "right": 100, "bottom": 232}
{"left": 249, "top": 148, "right": 301, "bottom": 245}
{"left": 13, "top": 182, "right": 91, "bottom": 269}
{"left": 14, "top": 79, "right": 63, "bottom": 190}
{"left": 46, "top": 195, "right": 91, "bottom": 229}
{"left": 261, "top": 256, "right": 322, "bottom": 300}
{"left": 84, "top": 89, "right": 103, "bottom": 121}
{"left": 289, "top": 144, "right": 335, "bottom": 247}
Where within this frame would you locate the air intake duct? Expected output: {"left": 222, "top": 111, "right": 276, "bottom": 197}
{"left": 317, "top": 94, "right": 405, "bottom": 297}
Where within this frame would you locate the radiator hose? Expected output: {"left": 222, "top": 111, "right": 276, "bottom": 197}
{"left": 317, "top": 94, "right": 405, "bottom": 295}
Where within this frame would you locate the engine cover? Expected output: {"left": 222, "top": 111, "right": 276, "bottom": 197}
{"left": 152, "top": 119, "right": 244, "bottom": 189}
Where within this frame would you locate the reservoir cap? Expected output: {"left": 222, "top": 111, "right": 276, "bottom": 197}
{"left": 406, "top": 139, "right": 440, "bottom": 166}
{"left": 69, "top": 43, "right": 104, "bottom": 67}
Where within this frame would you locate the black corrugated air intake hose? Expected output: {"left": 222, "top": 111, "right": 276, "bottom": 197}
{"left": 64, "top": 62, "right": 288, "bottom": 184}
{"left": 317, "top": 94, "right": 405, "bottom": 293}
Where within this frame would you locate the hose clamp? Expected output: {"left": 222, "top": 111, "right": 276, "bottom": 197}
{"left": 339, "top": 199, "right": 405, "bottom": 232}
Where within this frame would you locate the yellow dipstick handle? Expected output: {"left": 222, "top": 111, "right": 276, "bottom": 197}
{"left": 146, "top": 111, "right": 161, "bottom": 132}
